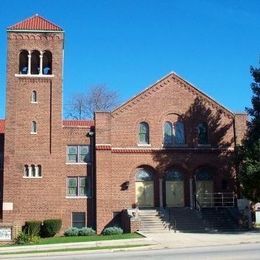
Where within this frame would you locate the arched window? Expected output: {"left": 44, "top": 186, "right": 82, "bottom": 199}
{"left": 42, "top": 51, "right": 52, "bottom": 75}
{"left": 136, "top": 168, "right": 153, "bottom": 181}
{"left": 196, "top": 168, "right": 213, "bottom": 181}
{"left": 197, "top": 122, "right": 208, "bottom": 144}
{"left": 24, "top": 165, "right": 29, "bottom": 177}
{"left": 31, "top": 90, "right": 37, "bottom": 103}
{"left": 31, "top": 50, "right": 40, "bottom": 74}
{"left": 37, "top": 165, "right": 42, "bottom": 177}
{"left": 165, "top": 169, "right": 184, "bottom": 181}
{"left": 19, "top": 50, "right": 29, "bottom": 74}
{"left": 164, "top": 121, "right": 173, "bottom": 145}
{"left": 139, "top": 122, "right": 149, "bottom": 144}
{"left": 175, "top": 122, "right": 185, "bottom": 144}
{"left": 31, "top": 121, "right": 37, "bottom": 133}
{"left": 164, "top": 121, "right": 185, "bottom": 146}
{"left": 31, "top": 164, "right": 36, "bottom": 177}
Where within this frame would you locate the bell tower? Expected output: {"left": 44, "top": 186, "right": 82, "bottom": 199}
{"left": 3, "top": 15, "right": 65, "bottom": 225}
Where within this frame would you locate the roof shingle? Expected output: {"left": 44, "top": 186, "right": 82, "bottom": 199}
{"left": 8, "top": 14, "right": 63, "bottom": 31}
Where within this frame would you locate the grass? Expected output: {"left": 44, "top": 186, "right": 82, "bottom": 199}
{"left": 38, "top": 233, "right": 142, "bottom": 245}
{"left": 3, "top": 244, "right": 150, "bottom": 255}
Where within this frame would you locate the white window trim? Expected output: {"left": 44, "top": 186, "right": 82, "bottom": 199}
{"left": 66, "top": 196, "right": 88, "bottom": 199}
{"left": 65, "top": 162, "right": 89, "bottom": 165}
{"left": 66, "top": 145, "right": 90, "bottom": 164}
{"left": 23, "top": 165, "right": 42, "bottom": 178}
{"left": 137, "top": 143, "right": 151, "bottom": 147}
{"left": 162, "top": 143, "right": 188, "bottom": 148}
{"left": 197, "top": 144, "right": 211, "bottom": 148}
{"left": 15, "top": 74, "right": 54, "bottom": 78}
{"left": 66, "top": 176, "right": 88, "bottom": 197}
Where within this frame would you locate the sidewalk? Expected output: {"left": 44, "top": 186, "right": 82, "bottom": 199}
{"left": 0, "top": 237, "right": 155, "bottom": 258}
{"left": 142, "top": 230, "right": 260, "bottom": 249}
{"left": 0, "top": 231, "right": 260, "bottom": 258}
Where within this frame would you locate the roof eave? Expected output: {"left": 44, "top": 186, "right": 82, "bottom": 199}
{"left": 7, "top": 29, "right": 64, "bottom": 33}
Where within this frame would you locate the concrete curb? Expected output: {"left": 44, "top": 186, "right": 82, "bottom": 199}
{"left": 0, "top": 237, "right": 155, "bottom": 255}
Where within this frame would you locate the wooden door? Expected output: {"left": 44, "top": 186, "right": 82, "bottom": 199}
{"left": 166, "top": 181, "right": 184, "bottom": 207}
{"left": 196, "top": 181, "right": 213, "bottom": 207}
{"left": 135, "top": 181, "right": 154, "bottom": 207}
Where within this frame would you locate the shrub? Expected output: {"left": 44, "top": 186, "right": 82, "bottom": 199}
{"left": 64, "top": 227, "right": 79, "bottom": 236}
{"left": 102, "top": 226, "right": 123, "bottom": 235}
{"left": 41, "top": 219, "right": 62, "bottom": 237}
{"left": 24, "top": 221, "right": 42, "bottom": 237}
{"left": 15, "top": 232, "right": 40, "bottom": 245}
{"left": 78, "top": 227, "right": 95, "bottom": 236}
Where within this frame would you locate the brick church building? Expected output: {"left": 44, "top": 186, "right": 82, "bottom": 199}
{"left": 0, "top": 15, "right": 247, "bottom": 236}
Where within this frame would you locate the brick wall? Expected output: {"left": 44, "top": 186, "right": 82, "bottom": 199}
{"left": 95, "top": 73, "right": 241, "bottom": 233}
{"left": 2, "top": 30, "right": 95, "bottom": 233}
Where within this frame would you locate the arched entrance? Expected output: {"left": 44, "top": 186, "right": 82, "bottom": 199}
{"left": 195, "top": 168, "right": 213, "bottom": 207}
{"left": 165, "top": 169, "right": 184, "bottom": 207}
{"left": 135, "top": 168, "right": 154, "bottom": 207}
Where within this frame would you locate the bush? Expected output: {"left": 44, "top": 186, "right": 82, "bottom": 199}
{"left": 24, "top": 221, "right": 42, "bottom": 237}
{"left": 41, "top": 219, "right": 62, "bottom": 237}
{"left": 102, "top": 226, "right": 123, "bottom": 235}
{"left": 78, "top": 227, "right": 95, "bottom": 236}
{"left": 15, "top": 232, "right": 40, "bottom": 245}
{"left": 64, "top": 227, "right": 79, "bottom": 236}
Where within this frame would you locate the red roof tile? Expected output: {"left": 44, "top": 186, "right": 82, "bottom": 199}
{"left": 63, "top": 120, "right": 94, "bottom": 128}
{"left": 8, "top": 14, "right": 63, "bottom": 31}
{"left": 0, "top": 120, "right": 5, "bottom": 134}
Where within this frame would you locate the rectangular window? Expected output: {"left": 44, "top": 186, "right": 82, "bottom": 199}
{"left": 67, "top": 177, "right": 88, "bottom": 197}
{"left": 67, "top": 145, "right": 90, "bottom": 163}
{"left": 72, "top": 212, "right": 86, "bottom": 228}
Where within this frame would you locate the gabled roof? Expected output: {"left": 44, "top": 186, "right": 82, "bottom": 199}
{"left": 8, "top": 14, "right": 63, "bottom": 32}
{"left": 112, "top": 72, "right": 234, "bottom": 117}
{"left": 63, "top": 120, "right": 94, "bottom": 128}
{"left": 0, "top": 120, "right": 5, "bottom": 134}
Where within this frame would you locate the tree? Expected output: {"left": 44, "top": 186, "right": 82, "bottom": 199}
{"left": 238, "top": 66, "right": 260, "bottom": 202}
{"left": 66, "top": 85, "right": 119, "bottom": 119}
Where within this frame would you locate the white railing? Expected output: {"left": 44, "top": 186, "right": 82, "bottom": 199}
{"left": 196, "top": 192, "right": 235, "bottom": 208}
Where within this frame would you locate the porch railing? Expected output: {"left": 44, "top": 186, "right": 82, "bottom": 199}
{"left": 196, "top": 192, "right": 235, "bottom": 208}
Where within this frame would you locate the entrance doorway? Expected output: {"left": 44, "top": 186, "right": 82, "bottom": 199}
{"left": 135, "top": 168, "right": 154, "bottom": 207}
{"left": 165, "top": 169, "right": 184, "bottom": 207}
{"left": 195, "top": 168, "right": 213, "bottom": 207}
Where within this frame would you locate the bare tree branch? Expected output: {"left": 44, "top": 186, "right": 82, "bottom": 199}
{"left": 65, "top": 85, "right": 119, "bottom": 119}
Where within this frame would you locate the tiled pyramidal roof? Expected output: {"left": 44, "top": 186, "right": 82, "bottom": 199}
{"left": 8, "top": 14, "right": 63, "bottom": 31}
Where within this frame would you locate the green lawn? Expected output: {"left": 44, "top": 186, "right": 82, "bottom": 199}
{"left": 32, "top": 233, "right": 142, "bottom": 245}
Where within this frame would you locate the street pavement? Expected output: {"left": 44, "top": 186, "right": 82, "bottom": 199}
{"left": 0, "top": 230, "right": 260, "bottom": 258}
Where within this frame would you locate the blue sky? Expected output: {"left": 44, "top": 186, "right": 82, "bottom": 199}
{"left": 0, "top": 0, "right": 260, "bottom": 118}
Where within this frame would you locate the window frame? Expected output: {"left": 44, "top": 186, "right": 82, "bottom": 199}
{"left": 163, "top": 121, "right": 186, "bottom": 147}
{"left": 31, "top": 90, "right": 37, "bottom": 103}
{"left": 23, "top": 164, "right": 42, "bottom": 178}
{"left": 72, "top": 212, "right": 86, "bottom": 228}
{"left": 66, "top": 176, "right": 88, "bottom": 198}
{"left": 31, "top": 121, "right": 37, "bottom": 134}
{"left": 66, "top": 145, "right": 90, "bottom": 164}
{"left": 197, "top": 122, "right": 209, "bottom": 146}
{"left": 138, "top": 122, "right": 150, "bottom": 145}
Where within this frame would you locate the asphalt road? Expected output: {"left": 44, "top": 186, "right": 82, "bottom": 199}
{"left": 11, "top": 242, "right": 260, "bottom": 260}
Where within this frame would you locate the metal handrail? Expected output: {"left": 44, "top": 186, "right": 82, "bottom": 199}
{"left": 196, "top": 192, "right": 235, "bottom": 208}
{"left": 167, "top": 208, "right": 176, "bottom": 232}
{"left": 195, "top": 195, "right": 202, "bottom": 211}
